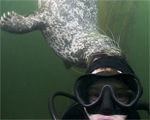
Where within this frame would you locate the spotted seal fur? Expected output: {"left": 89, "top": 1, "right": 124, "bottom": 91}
{"left": 0, "top": 0, "right": 124, "bottom": 68}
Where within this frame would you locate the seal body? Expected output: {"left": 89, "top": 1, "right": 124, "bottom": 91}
{"left": 0, "top": 0, "right": 123, "bottom": 68}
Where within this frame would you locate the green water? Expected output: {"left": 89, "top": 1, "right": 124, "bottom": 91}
{"left": 0, "top": 0, "right": 149, "bottom": 119}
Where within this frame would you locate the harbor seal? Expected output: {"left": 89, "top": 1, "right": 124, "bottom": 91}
{"left": 0, "top": 0, "right": 125, "bottom": 68}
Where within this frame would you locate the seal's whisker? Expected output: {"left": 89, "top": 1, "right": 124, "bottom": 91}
{"left": 116, "top": 35, "right": 121, "bottom": 49}
{"left": 117, "top": 35, "right": 120, "bottom": 44}
{"left": 97, "top": 27, "right": 108, "bottom": 36}
{"left": 107, "top": 28, "right": 115, "bottom": 41}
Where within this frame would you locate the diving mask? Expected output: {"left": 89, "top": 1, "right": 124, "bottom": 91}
{"left": 75, "top": 73, "right": 142, "bottom": 107}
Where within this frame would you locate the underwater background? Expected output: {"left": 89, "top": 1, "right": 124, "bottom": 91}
{"left": 0, "top": 0, "right": 149, "bottom": 119}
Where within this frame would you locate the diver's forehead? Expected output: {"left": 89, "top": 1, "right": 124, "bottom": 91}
{"left": 92, "top": 67, "right": 122, "bottom": 74}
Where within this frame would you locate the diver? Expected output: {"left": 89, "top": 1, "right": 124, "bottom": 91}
{"left": 49, "top": 54, "right": 149, "bottom": 120}
{"left": 74, "top": 54, "right": 142, "bottom": 120}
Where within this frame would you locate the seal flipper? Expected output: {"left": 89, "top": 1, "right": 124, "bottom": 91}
{"left": 63, "top": 61, "right": 72, "bottom": 69}
{"left": 0, "top": 10, "right": 45, "bottom": 34}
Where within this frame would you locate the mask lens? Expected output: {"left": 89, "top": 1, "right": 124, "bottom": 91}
{"left": 113, "top": 75, "right": 138, "bottom": 105}
{"left": 75, "top": 74, "right": 139, "bottom": 106}
{"left": 76, "top": 76, "right": 99, "bottom": 105}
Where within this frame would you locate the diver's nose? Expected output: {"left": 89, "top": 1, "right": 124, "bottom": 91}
{"left": 99, "top": 87, "right": 115, "bottom": 115}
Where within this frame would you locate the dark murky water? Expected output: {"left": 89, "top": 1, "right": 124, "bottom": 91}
{"left": 1, "top": 0, "right": 149, "bottom": 119}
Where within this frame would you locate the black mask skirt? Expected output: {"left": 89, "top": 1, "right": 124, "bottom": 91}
{"left": 74, "top": 73, "right": 143, "bottom": 115}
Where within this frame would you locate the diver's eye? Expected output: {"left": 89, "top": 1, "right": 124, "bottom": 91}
{"left": 89, "top": 91, "right": 99, "bottom": 103}
{"left": 90, "top": 93, "right": 99, "bottom": 97}
{"left": 114, "top": 90, "right": 129, "bottom": 104}
{"left": 115, "top": 93, "right": 127, "bottom": 99}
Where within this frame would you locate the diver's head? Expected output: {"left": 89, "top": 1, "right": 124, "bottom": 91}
{"left": 74, "top": 56, "right": 143, "bottom": 120}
